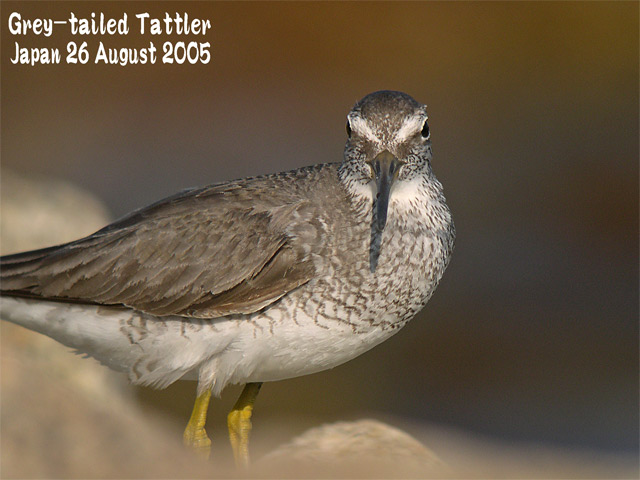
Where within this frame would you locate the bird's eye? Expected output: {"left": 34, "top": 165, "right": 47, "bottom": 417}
{"left": 346, "top": 120, "right": 352, "bottom": 138}
{"left": 421, "top": 120, "right": 430, "bottom": 139}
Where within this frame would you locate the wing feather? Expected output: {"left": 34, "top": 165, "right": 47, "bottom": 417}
{"left": 1, "top": 179, "right": 316, "bottom": 318}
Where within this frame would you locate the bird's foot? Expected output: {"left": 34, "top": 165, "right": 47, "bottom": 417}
{"left": 227, "top": 406, "right": 252, "bottom": 468}
{"left": 227, "top": 383, "right": 262, "bottom": 468}
{"left": 183, "top": 389, "right": 212, "bottom": 459}
{"left": 183, "top": 424, "right": 212, "bottom": 460}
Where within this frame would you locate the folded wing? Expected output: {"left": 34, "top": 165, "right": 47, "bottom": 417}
{"left": 0, "top": 181, "right": 315, "bottom": 318}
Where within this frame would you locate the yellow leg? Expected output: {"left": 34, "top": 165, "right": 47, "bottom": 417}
{"left": 227, "top": 382, "right": 262, "bottom": 468}
{"left": 183, "top": 389, "right": 212, "bottom": 459}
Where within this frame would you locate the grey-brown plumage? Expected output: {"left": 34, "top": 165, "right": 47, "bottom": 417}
{"left": 1, "top": 170, "right": 321, "bottom": 318}
{"left": 1, "top": 89, "right": 454, "bottom": 399}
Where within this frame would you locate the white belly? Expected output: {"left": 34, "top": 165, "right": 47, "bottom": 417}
{"left": 219, "top": 300, "right": 397, "bottom": 386}
{"left": 1, "top": 295, "right": 398, "bottom": 396}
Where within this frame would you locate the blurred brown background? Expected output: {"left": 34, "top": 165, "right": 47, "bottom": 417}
{"left": 1, "top": 1, "right": 637, "bottom": 476}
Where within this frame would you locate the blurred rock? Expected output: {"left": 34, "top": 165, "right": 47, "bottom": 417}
{"left": 0, "top": 171, "right": 220, "bottom": 478}
{"left": 259, "top": 419, "right": 448, "bottom": 478}
{"left": 1, "top": 337, "right": 230, "bottom": 478}
{"left": 1, "top": 169, "right": 112, "bottom": 255}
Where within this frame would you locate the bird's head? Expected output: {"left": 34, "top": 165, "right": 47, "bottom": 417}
{"left": 342, "top": 90, "right": 432, "bottom": 231}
